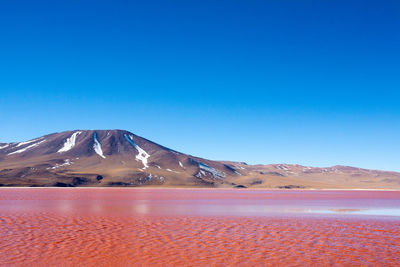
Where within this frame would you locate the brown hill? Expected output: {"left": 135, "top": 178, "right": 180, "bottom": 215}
{"left": 0, "top": 130, "right": 399, "bottom": 189}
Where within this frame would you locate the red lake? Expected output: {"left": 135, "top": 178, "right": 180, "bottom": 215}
{"left": 0, "top": 188, "right": 399, "bottom": 266}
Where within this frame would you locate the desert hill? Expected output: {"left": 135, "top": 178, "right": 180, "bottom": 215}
{"left": 0, "top": 130, "right": 399, "bottom": 189}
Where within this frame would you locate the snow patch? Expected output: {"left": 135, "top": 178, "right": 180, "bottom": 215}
{"left": 235, "top": 165, "right": 245, "bottom": 170}
{"left": 124, "top": 134, "right": 150, "bottom": 170}
{"left": 47, "top": 159, "right": 72, "bottom": 170}
{"left": 179, "top": 161, "right": 184, "bottom": 168}
{"left": 199, "top": 163, "right": 225, "bottom": 178}
{"left": 190, "top": 159, "right": 226, "bottom": 179}
{"left": 8, "top": 139, "right": 46, "bottom": 155}
{"left": 276, "top": 165, "right": 289, "bottom": 171}
{"left": 58, "top": 131, "right": 82, "bottom": 153}
{"left": 0, "top": 144, "right": 9, "bottom": 150}
{"left": 93, "top": 133, "right": 106, "bottom": 159}
{"left": 195, "top": 170, "right": 207, "bottom": 178}
{"left": 166, "top": 168, "right": 179, "bottom": 173}
{"left": 15, "top": 137, "right": 44, "bottom": 148}
{"left": 224, "top": 164, "right": 242, "bottom": 176}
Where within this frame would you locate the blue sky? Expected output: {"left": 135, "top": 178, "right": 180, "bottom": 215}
{"left": 1, "top": 0, "right": 399, "bottom": 171}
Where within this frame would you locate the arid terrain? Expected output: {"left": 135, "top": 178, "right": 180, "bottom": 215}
{"left": 1, "top": 129, "right": 399, "bottom": 189}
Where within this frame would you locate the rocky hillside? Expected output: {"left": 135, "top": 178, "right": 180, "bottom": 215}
{"left": 0, "top": 130, "right": 399, "bottom": 189}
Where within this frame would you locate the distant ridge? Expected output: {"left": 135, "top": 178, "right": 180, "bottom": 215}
{"left": 0, "top": 130, "right": 399, "bottom": 189}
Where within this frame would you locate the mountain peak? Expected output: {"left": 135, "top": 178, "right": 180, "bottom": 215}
{"left": 0, "top": 130, "right": 400, "bottom": 189}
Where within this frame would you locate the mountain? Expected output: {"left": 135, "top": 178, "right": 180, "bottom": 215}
{"left": 0, "top": 130, "right": 399, "bottom": 189}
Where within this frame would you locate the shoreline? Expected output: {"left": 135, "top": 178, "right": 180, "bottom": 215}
{"left": 0, "top": 187, "right": 399, "bottom": 191}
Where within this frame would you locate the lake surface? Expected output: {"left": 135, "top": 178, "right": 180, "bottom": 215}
{"left": 0, "top": 188, "right": 399, "bottom": 266}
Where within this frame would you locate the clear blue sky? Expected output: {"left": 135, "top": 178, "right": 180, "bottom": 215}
{"left": 1, "top": 0, "right": 399, "bottom": 171}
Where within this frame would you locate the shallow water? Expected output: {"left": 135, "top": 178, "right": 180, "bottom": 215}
{"left": 0, "top": 188, "right": 399, "bottom": 266}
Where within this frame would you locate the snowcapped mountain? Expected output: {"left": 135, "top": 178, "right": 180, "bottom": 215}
{"left": 0, "top": 130, "right": 399, "bottom": 189}
{"left": 0, "top": 130, "right": 242, "bottom": 187}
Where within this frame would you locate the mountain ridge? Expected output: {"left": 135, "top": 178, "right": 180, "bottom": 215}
{"left": 0, "top": 129, "right": 399, "bottom": 189}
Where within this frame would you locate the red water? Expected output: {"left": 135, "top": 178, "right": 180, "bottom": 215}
{"left": 0, "top": 189, "right": 399, "bottom": 266}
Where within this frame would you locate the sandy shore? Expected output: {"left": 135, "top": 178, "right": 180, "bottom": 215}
{"left": 1, "top": 186, "right": 400, "bottom": 191}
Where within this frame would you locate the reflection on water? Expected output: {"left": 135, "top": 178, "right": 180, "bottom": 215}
{"left": 128, "top": 203, "right": 400, "bottom": 217}
{"left": 1, "top": 188, "right": 400, "bottom": 218}
{"left": 307, "top": 208, "right": 400, "bottom": 216}
{"left": 0, "top": 189, "right": 400, "bottom": 217}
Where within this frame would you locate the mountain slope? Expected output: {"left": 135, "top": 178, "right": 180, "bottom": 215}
{"left": 0, "top": 130, "right": 399, "bottom": 189}
{"left": 0, "top": 130, "right": 241, "bottom": 187}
